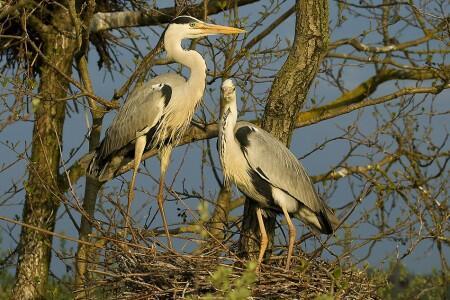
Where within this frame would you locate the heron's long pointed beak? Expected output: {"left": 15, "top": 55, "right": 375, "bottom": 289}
{"left": 197, "top": 23, "right": 246, "bottom": 35}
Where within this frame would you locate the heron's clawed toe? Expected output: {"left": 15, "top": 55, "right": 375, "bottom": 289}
{"left": 255, "top": 264, "right": 261, "bottom": 275}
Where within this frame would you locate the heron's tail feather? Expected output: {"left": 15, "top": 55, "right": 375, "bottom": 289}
{"left": 324, "top": 206, "right": 340, "bottom": 232}
{"left": 296, "top": 205, "right": 339, "bottom": 235}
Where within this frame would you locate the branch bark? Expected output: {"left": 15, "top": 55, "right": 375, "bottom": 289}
{"left": 297, "top": 83, "right": 449, "bottom": 127}
{"left": 89, "top": 0, "right": 259, "bottom": 32}
{"left": 329, "top": 29, "right": 438, "bottom": 53}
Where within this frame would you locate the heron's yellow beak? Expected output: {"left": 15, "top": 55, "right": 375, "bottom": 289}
{"left": 197, "top": 23, "right": 246, "bottom": 35}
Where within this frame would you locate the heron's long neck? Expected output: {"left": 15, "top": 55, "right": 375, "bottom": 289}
{"left": 165, "top": 38, "right": 206, "bottom": 101}
{"left": 219, "top": 99, "right": 238, "bottom": 147}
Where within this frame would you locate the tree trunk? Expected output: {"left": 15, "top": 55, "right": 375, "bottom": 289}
{"left": 238, "top": 0, "right": 329, "bottom": 260}
{"left": 12, "top": 16, "right": 77, "bottom": 300}
{"left": 74, "top": 57, "right": 104, "bottom": 297}
{"left": 74, "top": 175, "right": 102, "bottom": 298}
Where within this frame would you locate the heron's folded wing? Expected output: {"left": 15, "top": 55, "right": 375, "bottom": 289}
{"left": 98, "top": 85, "right": 169, "bottom": 159}
{"left": 235, "top": 121, "right": 323, "bottom": 213}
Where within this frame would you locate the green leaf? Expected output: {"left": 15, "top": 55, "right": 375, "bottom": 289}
{"left": 32, "top": 98, "right": 40, "bottom": 113}
{"left": 333, "top": 267, "right": 342, "bottom": 280}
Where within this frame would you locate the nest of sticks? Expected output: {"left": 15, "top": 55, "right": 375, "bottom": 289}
{"left": 80, "top": 237, "right": 378, "bottom": 299}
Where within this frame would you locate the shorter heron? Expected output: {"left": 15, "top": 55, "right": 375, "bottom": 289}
{"left": 218, "top": 79, "right": 339, "bottom": 270}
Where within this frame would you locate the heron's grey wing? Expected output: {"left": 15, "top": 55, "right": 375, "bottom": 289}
{"left": 98, "top": 84, "right": 171, "bottom": 159}
{"left": 235, "top": 121, "right": 323, "bottom": 213}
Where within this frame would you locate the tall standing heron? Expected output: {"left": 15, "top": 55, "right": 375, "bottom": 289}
{"left": 89, "top": 16, "right": 245, "bottom": 247}
{"left": 218, "top": 79, "right": 339, "bottom": 270}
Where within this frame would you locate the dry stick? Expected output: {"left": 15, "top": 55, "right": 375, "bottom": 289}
{"left": 2, "top": 1, "right": 50, "bottom": 35}
{"left": 225, "top": 5, "right": 295, "bottom": 74}
{"left": 311, "top": 184, "right": 374, "bottom": 260}
{"left": 113, "top": 36, "right": 164, "bottom": 101}
{"left": 26, "top": 38, "right": 117, "bottom": 110}
{"left": 0, "top": 216, "right": 102, "bottom": 249}
{"left": 328, "top": 25, "right": 440, "bottom": 53}
{"left": 165, "top": 188, "right": 245, "bottom": 263}
{"left": 0, "top": 215, "right": 157, "bottom": 252}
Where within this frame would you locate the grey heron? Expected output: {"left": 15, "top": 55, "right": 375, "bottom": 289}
{"left": 218, "top": 79, "right": 339, "bottom": 270}
{"left": 89, "top": 16, "right": 245, "bottom": 247}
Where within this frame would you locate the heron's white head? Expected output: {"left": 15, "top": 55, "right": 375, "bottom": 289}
{"left": 165, "top": 16, "right": 245, "bottom": 42}
{"left": 221, "top": 79, "right": 236, "bottom": 103}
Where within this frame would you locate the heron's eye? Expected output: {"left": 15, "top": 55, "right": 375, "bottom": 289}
{"left": 189, "top": 22, "right": 196, "bottom": 28}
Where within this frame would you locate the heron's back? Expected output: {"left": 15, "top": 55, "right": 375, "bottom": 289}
{"left": 232, "top": 122, "right": 339, "bottom": 233}
{"left": 89, "top": 73, "right": 188, "bottom": 177}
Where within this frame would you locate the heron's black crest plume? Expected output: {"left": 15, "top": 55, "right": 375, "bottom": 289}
{"left": 171, "top": 15, "right": 201, "bottom": 24}
{"left": 161, "top": 16, "right": 200, "bottom": 41}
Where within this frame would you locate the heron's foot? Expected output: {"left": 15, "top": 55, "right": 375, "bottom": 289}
{"left": 125, "top": 188, "right": 136, "bottom": 240}
{"left": 156, "top": 191, "right": 173, "bottom": 249}
{"left": 255, "top": 263, "right": 262, "bottom": 275}
{"left": 164, "top": 229, "right": 173, "bottom": 249}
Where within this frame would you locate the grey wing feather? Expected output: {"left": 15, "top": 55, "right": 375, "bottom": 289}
{"left": 98, "top": 73, "right": 186, "bottom": 160}
{"left": 235, "top": 121, "right": 323, "bottom": 213}
{"left": 98, "top": 85, "right": 165, "bottom": 159}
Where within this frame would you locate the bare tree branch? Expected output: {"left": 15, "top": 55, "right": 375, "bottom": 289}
{"left": 89, "top": 0, "right": 260, "bottom": 32}
{"left": 329, "top": 26, "right": 443, "bottom": 53}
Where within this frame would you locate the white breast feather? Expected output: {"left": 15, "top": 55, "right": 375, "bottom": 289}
{"left": 220, "top": 138, "right": 254, "bottom": 198}
{"left": 152, "top": 86, "right": 201, "bottom": 147}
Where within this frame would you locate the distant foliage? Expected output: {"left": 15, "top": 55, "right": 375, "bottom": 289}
{"left": 0, "top": 271, "right": 72, "bottom": 300}
{"left": 0, "top": 269, "right": 13, "bottom": 300}
{"left": 371, "top": 261, "right": 448, "bottom": 300}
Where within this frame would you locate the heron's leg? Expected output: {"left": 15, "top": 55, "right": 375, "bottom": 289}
{"left": 281, "top": 206, "right": 296, "bottom": 271}
{"left": 126, "top": 135, "right": 146, "bottom": 237}
{"left": 256, "top": 207, "right": 268, "bottom": 272}
{"left": 158, "top": 146, "right": 173, "bottom": 249}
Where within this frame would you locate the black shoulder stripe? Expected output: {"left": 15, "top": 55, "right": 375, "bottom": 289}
{"left": 235, "top": 126, "right": 253, "bottom": 149}
{"left": 161, "top": 84, "right": 172, "bottom": 107}
{"left": 248, "top": 168, "right": 275, "bottom": 206}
